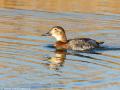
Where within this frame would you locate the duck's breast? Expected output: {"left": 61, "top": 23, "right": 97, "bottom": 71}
{"left": 54, "top": 41, "right": 68, "bottom": 49}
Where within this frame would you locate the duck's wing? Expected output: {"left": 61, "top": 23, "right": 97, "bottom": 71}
{"left": 68, "top": 38, "right": 99, "bottom": 51}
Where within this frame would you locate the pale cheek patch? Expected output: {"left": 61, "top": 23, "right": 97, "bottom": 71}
{"left": 55, "top": 36, "right": 63, "bottom": 41}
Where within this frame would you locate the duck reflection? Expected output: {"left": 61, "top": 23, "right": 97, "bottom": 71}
{"left": 44, "top": 49, "right": 99, "bottom": 70}
{"left": 46, "top": 49, "right": 67, "bottom": 70}
{"left": 43, "top": 45, "right": 120, "bottom": 71}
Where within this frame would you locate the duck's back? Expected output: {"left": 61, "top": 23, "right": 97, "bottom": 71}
{"left": 67, "top": 38, "right": 103, "bottom": 51}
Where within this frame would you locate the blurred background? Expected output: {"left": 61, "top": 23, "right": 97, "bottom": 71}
{"left": 0, "top": 0, "right": 120, "bottom": 13}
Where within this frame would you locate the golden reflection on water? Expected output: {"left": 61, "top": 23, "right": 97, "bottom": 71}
{"left": 45, "top": 50, "right": 66, "bottom": 70}
{"left": 0, "top": 0, "right": 120, "bottom": 14}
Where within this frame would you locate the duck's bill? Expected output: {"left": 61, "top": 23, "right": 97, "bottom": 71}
{"left": 41, "top": 32, "right": 51, "bottom": 36}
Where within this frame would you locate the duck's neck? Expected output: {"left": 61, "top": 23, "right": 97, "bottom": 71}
{"left": 55, "top": 35, "right": 67, "bottom": 42}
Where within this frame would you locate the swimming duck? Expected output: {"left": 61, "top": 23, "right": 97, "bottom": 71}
{"left": 42, "top": 26, "right": 104, "bottom": 51}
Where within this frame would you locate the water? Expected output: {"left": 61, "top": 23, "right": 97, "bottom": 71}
{"left": 0, "top": 0, "right": 120, "bottom": 90}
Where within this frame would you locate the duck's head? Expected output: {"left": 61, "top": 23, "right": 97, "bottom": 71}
{"left": 42, "top": 26, "right": 67, "bottom": 42}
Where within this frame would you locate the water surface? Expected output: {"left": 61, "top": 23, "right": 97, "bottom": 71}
{"left": 0, "top": 0, "right": 120, "bottom": 90}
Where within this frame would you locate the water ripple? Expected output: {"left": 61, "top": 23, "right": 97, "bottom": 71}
{"left": 0, "top": 7, "right": 120, "bottom": 90}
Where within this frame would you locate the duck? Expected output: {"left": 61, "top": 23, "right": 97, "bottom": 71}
{"left": 42, "top": 26, "right": 104, "bottom": 51}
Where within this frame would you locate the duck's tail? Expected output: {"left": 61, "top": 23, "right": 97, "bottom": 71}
{"left": 97, "top": 41, "right": 104, "bottom": 44}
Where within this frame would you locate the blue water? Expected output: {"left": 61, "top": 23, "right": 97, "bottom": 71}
{"left": 0, "top": 8, "right": 120, "bottom": 90}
